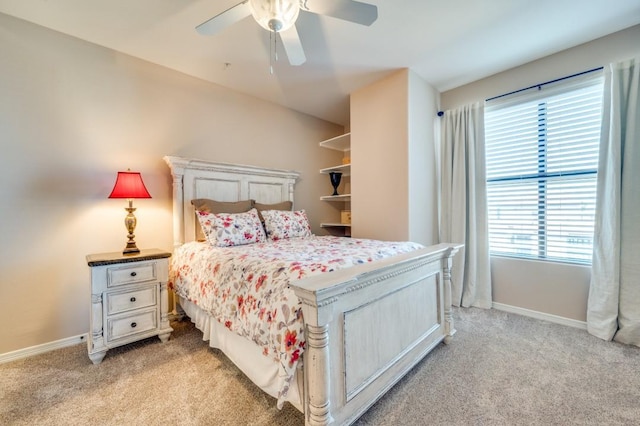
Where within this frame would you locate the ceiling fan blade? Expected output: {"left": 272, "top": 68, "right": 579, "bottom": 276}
{"left": 196, "top": 1, "right": 252, "bottom": 36}
{"left": 300, "top": 0, "right": 378, "bottom": 26}
{"left": 280, "top": 25, "right": 306, "bottom": 66}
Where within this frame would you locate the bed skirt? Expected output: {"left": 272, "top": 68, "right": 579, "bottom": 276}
{"left": 179, "top": 296, "right": 304, "bottom": 411}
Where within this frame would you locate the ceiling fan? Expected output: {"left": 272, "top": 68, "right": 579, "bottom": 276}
{"left": 196, "top": 0, "right": 378, "bottom": 67}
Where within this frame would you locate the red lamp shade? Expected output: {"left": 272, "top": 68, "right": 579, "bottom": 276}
{"left": 108, "top": 171, "right": 151, "bottom": 199}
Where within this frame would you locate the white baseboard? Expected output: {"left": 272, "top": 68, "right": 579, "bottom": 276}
{"left": 492, "top": 302, "right": 587, "bottom": 330}
{"left": 0, "top": 333, "right": 88, "bottom": 365}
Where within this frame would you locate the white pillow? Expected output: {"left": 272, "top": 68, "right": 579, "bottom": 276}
{"left": 261, "top": 209, "right": 312, "bottom": 241}
{"left": 197, "top": 208, "right": 266, "bottom": 247}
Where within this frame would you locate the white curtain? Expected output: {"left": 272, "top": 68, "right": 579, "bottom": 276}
{"left": 440, "top": 102, "right": 492, "bottom": 308}
{"left": 587, "top": 57, "right": 640, "bottom": 346}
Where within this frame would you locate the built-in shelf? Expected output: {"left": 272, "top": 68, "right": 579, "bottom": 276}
{"left": 319, "top": 133, "right": 351, "bottom": 152}
{"left": 320, "top": 223, "right": 352, "bottom": 228}
{"left": 320, "top": 164, "right": 351, "bottom": 175}
{"left": 319, "top": 133, "right": 351, "bottom": 237}
{"left": 320, "top": 194, "right": 351, "bottom": 202}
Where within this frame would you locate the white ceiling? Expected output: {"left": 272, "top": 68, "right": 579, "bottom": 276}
{"left": 2, "top": 0, "right": 640, "bottom": 125}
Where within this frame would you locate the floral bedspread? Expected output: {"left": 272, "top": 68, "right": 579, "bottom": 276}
{"left": 169, "top": 236, "right": 423, "bottom": 407}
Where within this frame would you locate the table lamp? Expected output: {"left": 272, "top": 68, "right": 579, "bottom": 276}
{"left": 108, "top": 170, "right": 151, "bottom": 254}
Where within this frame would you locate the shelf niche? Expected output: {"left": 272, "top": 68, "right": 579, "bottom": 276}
{"left": 319, "top": 133, "right": 351, "bottom": 237}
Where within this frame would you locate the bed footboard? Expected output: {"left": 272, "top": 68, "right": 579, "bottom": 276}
{"left": 291, "top": 243, "right": 461, "bottom": 426}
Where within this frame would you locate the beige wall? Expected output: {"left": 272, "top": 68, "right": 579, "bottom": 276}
{"left": 408, "top": 70, "right": 440, "bottom": 245}
{"left": 0, "top": 13, "right": 343, "bottom": 355}
{"left": 351, "top": 70, "right": 409, "bottom": 241}
{"left": 441, "top": 24, "right": 640, "bottom": 321}
{"left": 351, "top": 69, "right": 439, "bottom": 245}
{"left": 442, "top": 25, "right": 640, "bottom": 109}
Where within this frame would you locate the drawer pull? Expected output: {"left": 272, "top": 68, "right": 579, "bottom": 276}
{"left": 131, "top": 322, "right": 137, "bottom": 328}
{"left": 130, "top": 272, "right": 137, "bottom": 277}
{"left": 130, "top": 297, "right": 136, "bottom": 302}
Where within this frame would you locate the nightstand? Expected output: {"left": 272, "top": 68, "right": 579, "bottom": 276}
{"left": 86, "top": 248, "right": 173, "bottom": 364}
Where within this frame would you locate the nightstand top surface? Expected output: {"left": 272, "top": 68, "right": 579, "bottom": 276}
{"left": 86, "top": 248, "right": 171, "bottom": 267}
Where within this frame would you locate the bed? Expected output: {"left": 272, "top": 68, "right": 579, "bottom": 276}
{"left": 164, "top": 156, "right": 461, "bottom": 426}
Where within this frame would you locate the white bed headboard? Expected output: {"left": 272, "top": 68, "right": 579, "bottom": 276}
{"left": 164, "top": 156, "right": 300, "bottom": 248}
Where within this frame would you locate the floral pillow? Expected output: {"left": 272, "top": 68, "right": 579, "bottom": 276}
{"left": 197, "top": 208, "right": 266, "bottom": 247}
{"left": 191, "top": 198, "right": 254, "bottom": 241}
{"left": 261, "top": 209, "right": 312, "bottom": 241}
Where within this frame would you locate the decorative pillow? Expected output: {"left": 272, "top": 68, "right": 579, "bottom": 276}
{"left": 261, "top": 209, "right": 312, "bottom": 241}
{"left": 254, "top": 200, "right": 293, "bottom": 222}
{"left": 197, "top": 208, "right": 266, "bottom": 247}
{"left": 191, "top": 199, "right": 254, "bottom": 241}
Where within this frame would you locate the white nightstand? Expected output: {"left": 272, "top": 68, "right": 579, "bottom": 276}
{"left": 86, "top": 248, "right": 173, "bottom": 364}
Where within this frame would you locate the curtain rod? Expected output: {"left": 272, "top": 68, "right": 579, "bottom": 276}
{"left": 484, "top": 66, "right": 603, "bottom": 102}
{"left": 437, "top": 66, "right": 604, "bottom": 116}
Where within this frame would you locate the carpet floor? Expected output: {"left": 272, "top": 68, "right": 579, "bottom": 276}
{"left": 1, "top": 307, "right": 639, "bottom": 425}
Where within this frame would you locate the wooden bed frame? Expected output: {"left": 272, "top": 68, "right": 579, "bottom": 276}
{"left": 164, "top": 155, "right": 461, "bottom": 426}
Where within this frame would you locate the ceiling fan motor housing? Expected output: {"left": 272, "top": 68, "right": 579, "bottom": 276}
{"left": 249, "top": 0, "right": 300, "bottom": 32}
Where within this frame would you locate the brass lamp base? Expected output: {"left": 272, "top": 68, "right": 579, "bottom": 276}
{"left": 123, "top": 242, "right": 140, "bottom": 255}
{"left": 122, "top": 202, "right": 141, "bottom": 255}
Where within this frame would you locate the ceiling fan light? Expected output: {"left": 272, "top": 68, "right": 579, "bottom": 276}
{"left": 249, "top": 0, "right": 300, "bottom": 32}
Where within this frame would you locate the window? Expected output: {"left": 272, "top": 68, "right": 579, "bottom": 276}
{"left": 484, "top": 73, "right": 603, "bottom": 264}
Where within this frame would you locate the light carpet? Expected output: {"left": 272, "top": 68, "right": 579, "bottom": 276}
{"left": 1, "top": 308, "right": 639, "bottom": 425}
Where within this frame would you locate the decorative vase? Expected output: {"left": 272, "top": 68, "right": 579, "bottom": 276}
{"left": 329, "top": 172, "right": 342, "bottom": 196}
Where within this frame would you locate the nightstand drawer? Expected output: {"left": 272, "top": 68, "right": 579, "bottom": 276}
{"left": 107, "top": 263, "right": 156, "bottom": 287}
{"left": 106, "top": 287, "right": 157, "bottom": 315}
{"left": 107, "top": 308, "right": 158, "bottom": 342}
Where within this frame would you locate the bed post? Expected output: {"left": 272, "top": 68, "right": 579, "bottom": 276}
{"left": 297, "top": 297, "right": 335, "bottom": 426}
{"left": 288, "top": 181, "right": 295, "bottom": 207}
{"left": 442, "top": 246, "right": 460, "bottom": 344}
{"left": 163, "top": 156, "right": 187, "bottom": 318}
{"left": 306, "top": 323, "right": 333, "bottom": 425}
{"left": 164, "top": 156, "right": 186, "bottom": 250}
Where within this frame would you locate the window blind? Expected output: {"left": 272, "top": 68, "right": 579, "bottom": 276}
{"left": 485, "top": 73, "right": 603, "bottom": 264}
